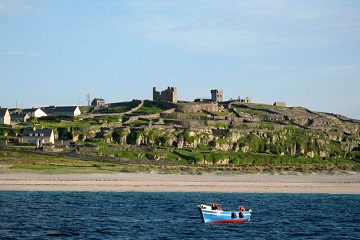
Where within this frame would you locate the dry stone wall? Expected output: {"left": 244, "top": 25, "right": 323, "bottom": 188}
{"left": 176, "top": 103, "right": 218, "bottom": 113}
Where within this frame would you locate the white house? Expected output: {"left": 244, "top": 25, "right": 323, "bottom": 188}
{"left": 11, "top": 113, "right": 30, "bottom": 123}
{"left": 42, "top": 106, "right": 81, "bottom": 117}
{"left": 22, "top": 108, "right": 47, "bottom": 118}
{"left": 22, "top": 128, "right": 55, "bottom": 147}
{"left": 0, "top": 108, "right": 11, "bottom": 125}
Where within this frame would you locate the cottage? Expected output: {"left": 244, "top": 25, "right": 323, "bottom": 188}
{"left": 11, "top": 113, "right": 30, "bottom": 123}
{"left": 0, "top": 108, "right": 11, "bottom": 125}
{"left": 91, "top": 98, "right": 105, "bottom": 106}
{"left": 243, "top": 97, "right": 251, "bottom": 103}
{"left": 22, "top": 108, "right": 47, "bottom": 118}
{"left": 22, "top": 128, "right": 54, "bottom": 147}
{"left": 273, "top": 102, "right": 286, "bottom": 107}
{"left": 42, "top": 106, "right": 81, "bottom": 117}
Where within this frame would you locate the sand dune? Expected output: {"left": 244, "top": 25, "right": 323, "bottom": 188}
{"left": 0, "top": 172, "right": 359, "bottom": 194}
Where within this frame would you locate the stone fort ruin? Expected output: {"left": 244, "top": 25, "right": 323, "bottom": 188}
{"left": 211, "top": 89, "right": 223, "bottom": 102}
{"left": 153, "top": 87, "right": 177, "bottom": 103}
{"left": 153, "top": 86, "right": 281, "bottom": 106}
{"left": 195, "top": 89, "right": 224, "bottom": 103}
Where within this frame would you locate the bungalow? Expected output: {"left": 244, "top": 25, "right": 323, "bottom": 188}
{"left": 22, "top": 128, "right": 54, "bottom": 147}
{"left": 273, "top": 102, "right": 286, "bottom": 107}
{"left": 91, "top": 98, "right": 105, "bottom": 106}
{"left": 0, "top": 108, "right": 11, "bottom": 125}
{"left": 11, "top": 113, "right": 30, "bottom": 123}
{"left": 42, "top": 106, "right": 81, "bottom": 117}
{"left": 22, "top": 108, "right": 47, "bottom": 118}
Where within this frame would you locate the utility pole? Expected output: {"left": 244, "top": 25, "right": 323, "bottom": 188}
{"left": 87, "top": 93, "right": 90, "bottom": 106}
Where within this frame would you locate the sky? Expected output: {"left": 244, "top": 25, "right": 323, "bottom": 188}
{"left": 1, "top": 0, "right": 359, "bottom": 119}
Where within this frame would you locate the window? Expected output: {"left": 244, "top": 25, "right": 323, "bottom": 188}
{"left": 29, "top": 133, "right": 33, "bottom": 136}
{"left": 40, "top": 133, "right": 44, "bottom": 136}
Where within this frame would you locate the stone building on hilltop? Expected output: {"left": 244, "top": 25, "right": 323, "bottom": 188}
{"left": 273, "top": 101, "right": 286, "bottom": 107}
{"left": 211, "top": 89, "right": 223, "bottom": 102}
{"left": 91, "top": 98, "right": 105, "bottom": 106}
{"left": 195, "top": 89, "right": 224, "bottom": 103}
{"left": 236, "top": 96, "right": 251, "bottom": 103}
{"left": 153, "top": 86, "right": 177, "bottom": 103}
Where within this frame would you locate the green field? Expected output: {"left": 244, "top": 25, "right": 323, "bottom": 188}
{"left": 0, "top": 148, "right": 358, "bottom": 175}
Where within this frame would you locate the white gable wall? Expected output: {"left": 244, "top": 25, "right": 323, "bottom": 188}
{"left": 34, "top": 109, "right": 47, "bottom": 118}
{"left": 0, "top": 109, "right": 11, "bottom": 125}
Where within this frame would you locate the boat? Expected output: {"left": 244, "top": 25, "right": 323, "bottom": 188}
{"left": 197, "top": 203, "right": 252, "bottom": 224}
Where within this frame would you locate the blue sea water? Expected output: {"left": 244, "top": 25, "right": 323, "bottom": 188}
{"left": 0, "top": 192, "right": 359, "bottom": 239}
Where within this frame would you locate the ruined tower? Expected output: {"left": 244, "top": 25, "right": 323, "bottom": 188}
{"left": 153, "top": 86, "right": 177, "bottom": 103}
{"left": 210, "top": 89, "right": 223, "bottom": 102}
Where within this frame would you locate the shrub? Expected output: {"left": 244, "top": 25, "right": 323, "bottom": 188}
{"left": 126, "top": 130, "right": 143, "bottom": 144}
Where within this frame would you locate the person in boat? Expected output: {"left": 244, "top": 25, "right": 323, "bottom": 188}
{"left": 211, "top": 203, "right": 221, "bottom": 210}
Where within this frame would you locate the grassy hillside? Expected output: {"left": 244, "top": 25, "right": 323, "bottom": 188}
{"left": 1, "top": 100, "right": 359, "bottom": 173}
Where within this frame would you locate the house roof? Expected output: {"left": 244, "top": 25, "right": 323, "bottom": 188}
{"left": 42, "top": 106, "right": 79, "bottom": 114}
{"left": 11, "top": 113, "right": 29, "bottom": 120}
{"left": 0, "top": 108, "right": 9, "bottom": 117}
{"left": 93, "top": 98, "right": 105, "bottom": 101}
{"left": 22, "top": 108, "right": 42, "bottom": 114}
{"left": 9, "top": 108, "right": 22, "bottom": 114}
{"left": 22, "top": 128, "right": 53, "bottom": 137}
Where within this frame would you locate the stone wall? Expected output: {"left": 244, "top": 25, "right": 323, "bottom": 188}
{"left": 160, "top": 112, "right": 211, "bottom": 120}
{"left": 176, "top": 103, "right": 218, "bottom": 113}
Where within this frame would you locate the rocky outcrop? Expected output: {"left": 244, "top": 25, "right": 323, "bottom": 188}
{"left": 74, "top": 101, "right": 360, "bottom": 161}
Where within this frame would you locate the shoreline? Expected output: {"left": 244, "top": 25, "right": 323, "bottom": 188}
{"left": 0, "top": 172, "right": 359, "bottom": 194}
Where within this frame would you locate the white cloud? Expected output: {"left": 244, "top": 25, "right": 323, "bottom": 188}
{"left": 0, "top": 0, "right": 34, "bottom": 16}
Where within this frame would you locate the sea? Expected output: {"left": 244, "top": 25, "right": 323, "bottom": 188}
{"left": 0, "top": 191, "right": 359, "bottom": 239}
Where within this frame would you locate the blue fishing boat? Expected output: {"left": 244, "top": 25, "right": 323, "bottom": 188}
{"left": 197, "top": 203, "right": 252, "bottom": 224}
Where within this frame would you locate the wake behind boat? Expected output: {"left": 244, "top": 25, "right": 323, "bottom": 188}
{"left": 198, "top": 203, "right": 252, "bottom": 224}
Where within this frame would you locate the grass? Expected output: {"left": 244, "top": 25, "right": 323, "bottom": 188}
{"left": 212, "top": 110, "right": 232, "bottom": 116}
{"left": 0, "top": 149, "right": 148, "bottom": 174}
{"left": 0, "top": 147, "right": 359, "bottom": 175}
{"left": 96, "top": 105, "right": 132, "bottom": 113}
{"left": 236, "top": 109, "right": 266, "bottom": 115}
{"left": 133, "top": 106, "right": 164, "bottom": 115}
{"left": 16, "top": 118, "right": 97, "bottom": 129}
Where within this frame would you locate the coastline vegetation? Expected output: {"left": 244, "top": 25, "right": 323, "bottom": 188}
{"left": 0, "top": 148, "right": 358, "bottom": 175}
{"left": 1, "top": 100, "right": 359, "bottom": 175}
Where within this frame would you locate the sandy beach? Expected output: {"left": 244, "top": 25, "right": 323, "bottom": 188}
{"left": 0, "top": 172, "right": 359, "bottom": 194}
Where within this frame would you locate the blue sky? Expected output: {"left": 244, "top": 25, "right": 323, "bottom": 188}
{"left": 1, "top": 0, "right": 359, "bottom": 119}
